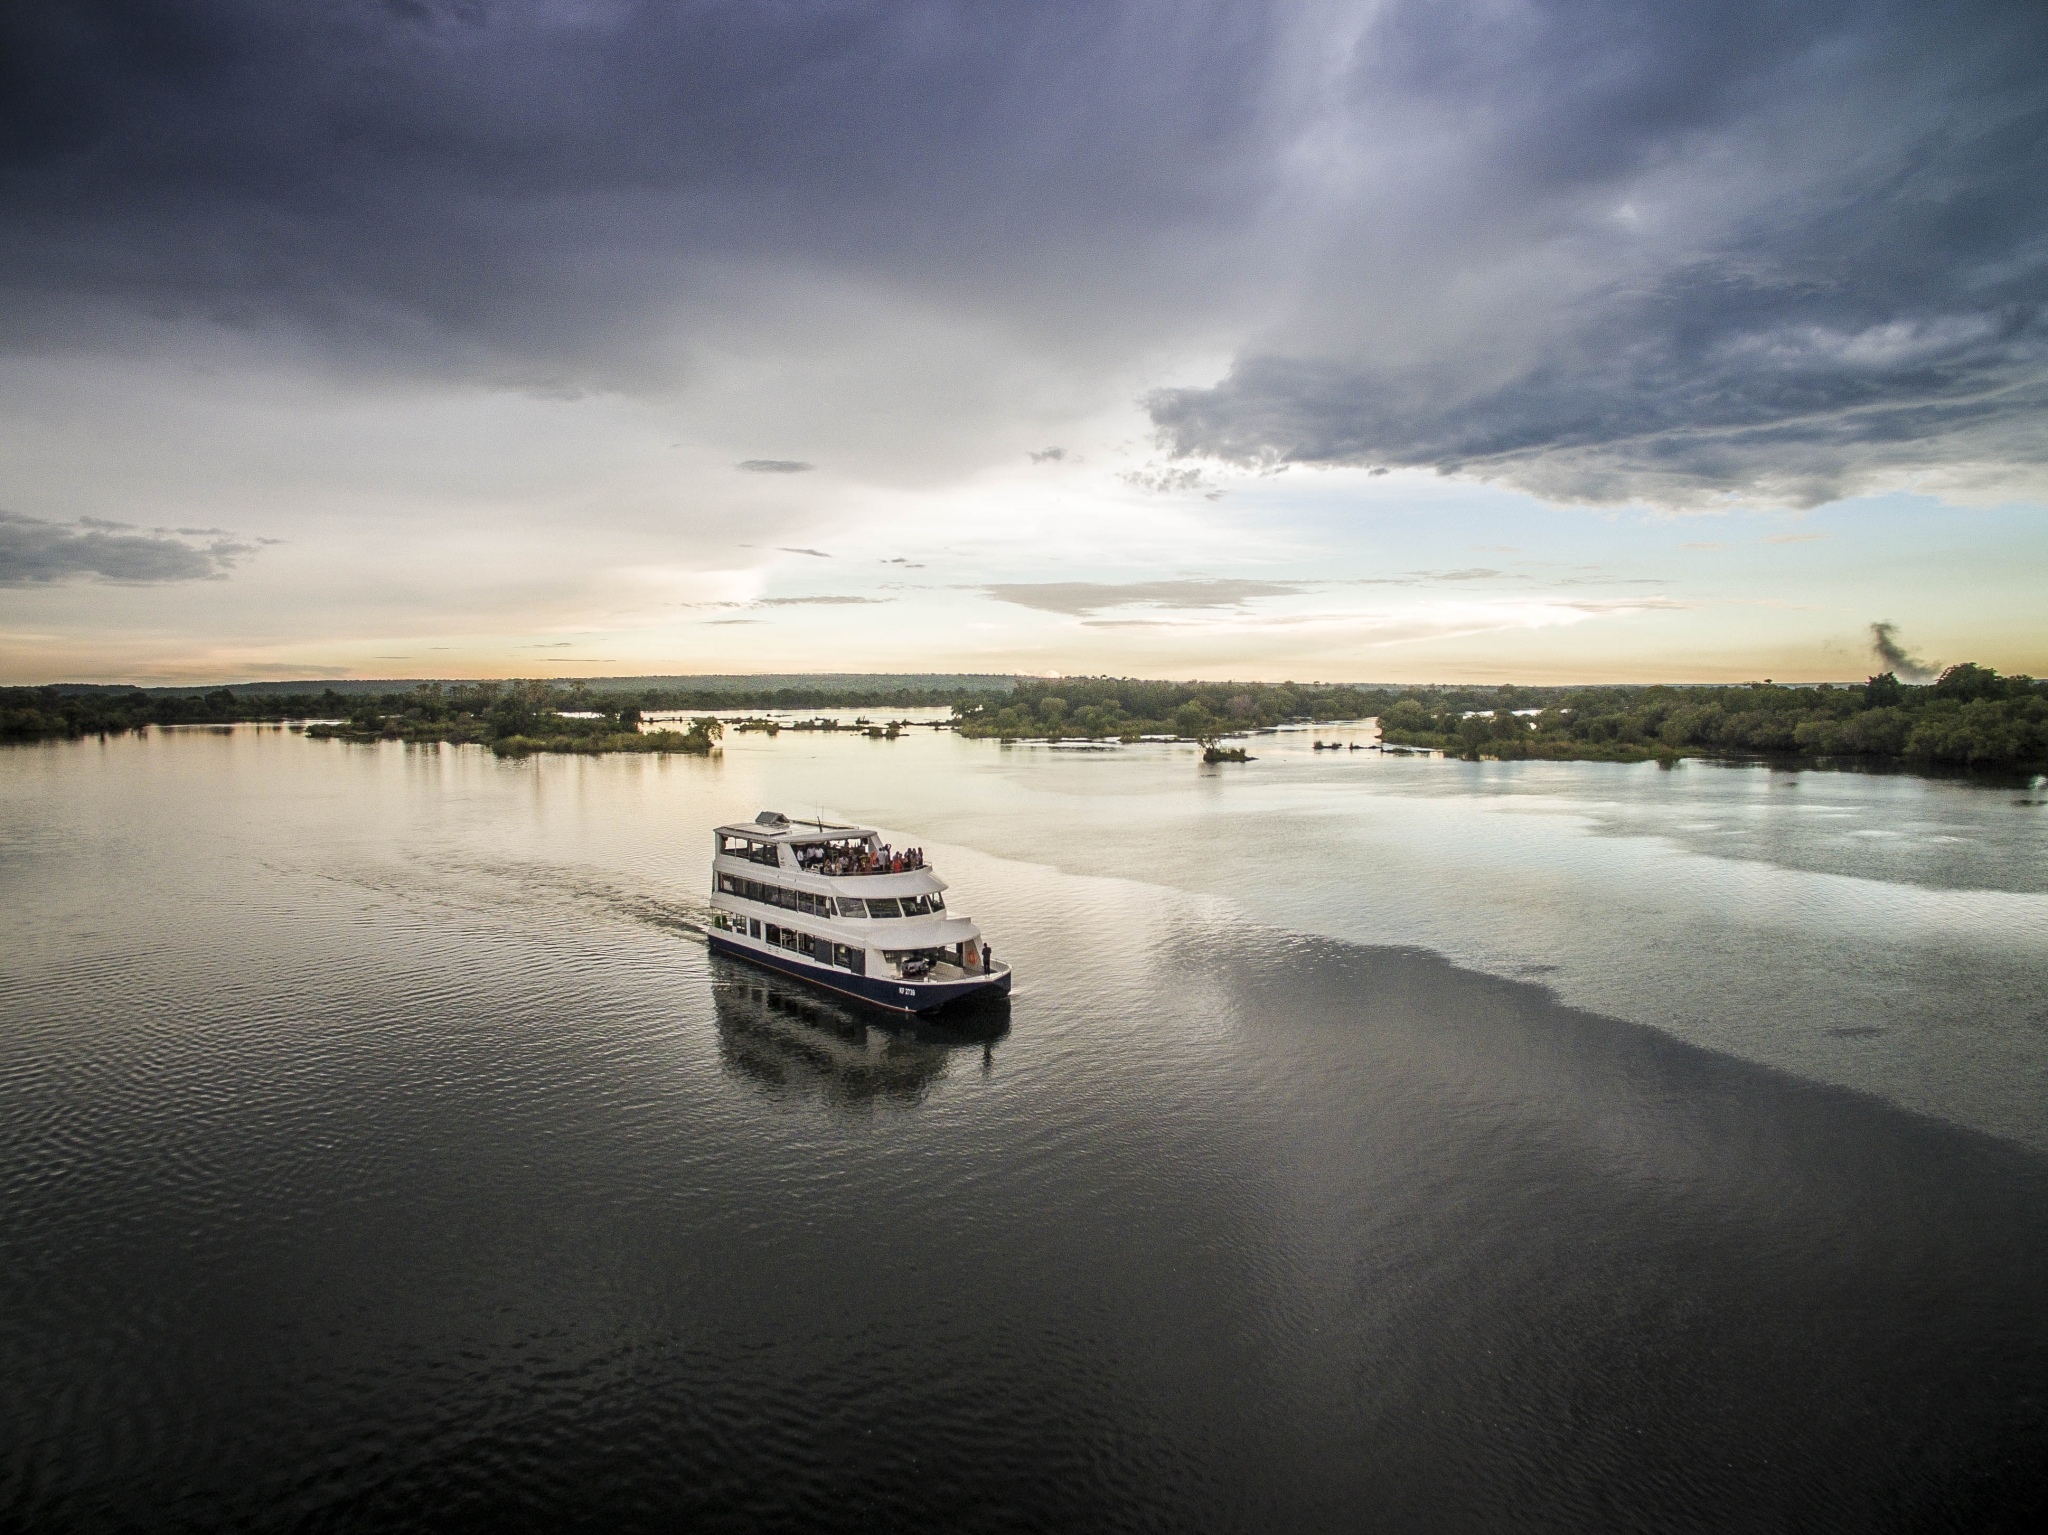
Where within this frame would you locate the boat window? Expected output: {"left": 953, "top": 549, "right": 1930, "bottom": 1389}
{"left": 837, "top": 897, "right": 867, "bottom": 918}
{"left": 717, "top": 873, "right": 739, "bottom": 895}
{"left": 719, "top": 833, "right": 782, "bottom": 867}
{"left": 866, "top": 897, "right": 902, "bottom": 918}
{"left": 749, "top": 918, "right": 761, "bottom": 938}
{"left": 765, "top": 923, "right": 780, "bottom": 945}
{"left": 929, "top": 892, "right": 944, "bottom": 911}
{"left": 779, "top": 887, "right": 798, "bottom": 910}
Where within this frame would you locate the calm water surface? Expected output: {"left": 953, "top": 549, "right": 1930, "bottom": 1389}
{"left": 2, "top": 724, "right": 2045, "bottom": 1530}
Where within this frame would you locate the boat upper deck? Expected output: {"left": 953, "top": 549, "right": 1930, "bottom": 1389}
{"left": 715, "top": 811, "right": 936, "bottom": 883}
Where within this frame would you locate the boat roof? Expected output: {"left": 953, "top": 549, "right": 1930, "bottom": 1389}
{"left": 715, "top": 811, "right": 877, "bottom": 844}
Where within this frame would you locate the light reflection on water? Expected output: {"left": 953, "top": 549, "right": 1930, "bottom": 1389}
{"left": 713, "top": 723, "right": 2048, "bottom": 1148}
{"left": 1, "top": 725, "right": 2045, "bottom": 1529}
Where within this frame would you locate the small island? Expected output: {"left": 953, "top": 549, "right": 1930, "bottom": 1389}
{"left": 300, "top": 683, "right": 723, "bottom": 755}
{"left": 0, "top": 678, "right": 984, "bottom": 758}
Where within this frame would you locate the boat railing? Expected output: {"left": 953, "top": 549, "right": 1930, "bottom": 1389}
{"left": 791, "top": 858, "right": 928, "bottom": 878}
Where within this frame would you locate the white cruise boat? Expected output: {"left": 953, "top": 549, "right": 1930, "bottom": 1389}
{"left": 707, "top": 812, "right": 1012, "bottom": 1013}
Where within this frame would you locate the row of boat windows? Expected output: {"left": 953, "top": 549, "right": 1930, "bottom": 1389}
{"left": 715, "top": 872, "right": 944, "bottom": 919}
{"left": 712, "top": 913, "right": 867, "bottom": 973}
{"left": 715, "top": 914, "right": 971, "bottom": 980}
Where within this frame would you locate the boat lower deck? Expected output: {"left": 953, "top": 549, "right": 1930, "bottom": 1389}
{"left": 709, "top": 933, "right": 1012, "bottom": 1014}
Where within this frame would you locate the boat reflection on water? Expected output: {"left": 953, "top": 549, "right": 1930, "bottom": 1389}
{"left": 710, "top": 954, "right": 1009, "bottom": 1109}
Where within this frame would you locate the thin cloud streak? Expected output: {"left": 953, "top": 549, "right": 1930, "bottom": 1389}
{"left": 983, "top": 579, "right": 1305, "bottom": 616}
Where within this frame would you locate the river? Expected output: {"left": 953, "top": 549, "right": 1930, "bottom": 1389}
{"left": 3, "top": 722, "right": 2044, "bottom": 1529}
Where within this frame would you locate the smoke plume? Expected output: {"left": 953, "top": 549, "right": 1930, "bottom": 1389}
{"left": 1869, "top": 622, "right": 1934, "bottom": 683}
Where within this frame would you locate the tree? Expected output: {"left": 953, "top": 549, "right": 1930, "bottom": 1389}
{"left": 1933, "top": 663, "right": 2003, "bottom": 702}
{"left": 486, "top": 680, "right": 556, "bottom": 738}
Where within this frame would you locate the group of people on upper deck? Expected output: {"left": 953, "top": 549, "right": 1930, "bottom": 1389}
{"left": 795, "top": 842, "right": 927, "bottom": 877}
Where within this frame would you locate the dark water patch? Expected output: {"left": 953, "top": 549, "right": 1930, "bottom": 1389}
{"left": 1193, "top": 934, "right": 2048, "bottom": 1530}
{"left": 709, "top": 962, "right": 1008, "bottom": 1110}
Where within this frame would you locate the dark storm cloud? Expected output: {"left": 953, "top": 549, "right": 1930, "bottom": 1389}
{"left": 3, "top": 2, "right": 2044, "bottom": 506}
{"left": 0, "top": 510, "right": 250, "bottom": 585}
{"left": 0, "top": 0, "right": 1287, "bottom": 376}
{"left": 1149, "top": 0, "right": 2048, "bottom": 506}
{"left": 984, "top": 579, "right": 1304, "bottom": 616}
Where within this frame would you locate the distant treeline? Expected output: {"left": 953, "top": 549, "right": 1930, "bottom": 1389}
{"left": 1, "top": 680, "right": 994, "bottom": 745}
{"left": 1383, "top": 665, "right": 2046, "bottom": 770}
{"left": 3, "top": 685, "right": 270, "bottom": 740}
{"left": 36, "top": 672, "right": 1020, "bottom": 700}
{"left": 954, "top": 669, "right": 2048, "bottom": 772}
{"left": 11, "top": 668, "right": 2045, "bottom": 773}
{"left": 956, "top": 678, "right": 1399, "bottom": 739}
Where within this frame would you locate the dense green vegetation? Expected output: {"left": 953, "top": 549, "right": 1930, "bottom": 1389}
{"left": 9, "top": 666, "right": 2045, "bottom": 774}
{"left": 1, "top": 679, "right": 985, "bottom": 747}
{"left": 952, "top": 668, "right": 2048, "bottom": 773}
{"left": 300, "top": 684, "right": 726, "bottom": 756}
{"left": 954, "top": 678, "right": 1390, "bottom": 741}
{"left": 1374, "top": 664, "right": 2047, "bottom": 770}
{"left": 2, "top": 684, "right": 298, "bottom": 740}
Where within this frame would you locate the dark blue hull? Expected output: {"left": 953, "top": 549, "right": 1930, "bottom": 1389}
{"left": 708, "top": 934, "right": 1012, "bottom": 1014}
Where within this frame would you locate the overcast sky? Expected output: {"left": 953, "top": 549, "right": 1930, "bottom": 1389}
{"left": 3, "top": 0, "right": 2044, "bottom": 684}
